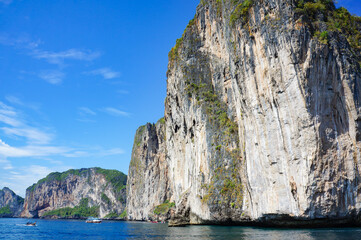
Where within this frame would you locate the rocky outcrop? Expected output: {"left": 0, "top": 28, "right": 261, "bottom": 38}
{"left": 126, "top": 119, "right": 172, "bottom": 221}
{"left": 129, "top": 0, "right": 361, "bottom": 226}
{"left": 0, "top": 187, "right": 24, "bottom": 217}
{"left": 21, "top": 168, "right": 127, "bottom": 219}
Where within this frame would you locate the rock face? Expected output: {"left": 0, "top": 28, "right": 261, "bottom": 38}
{"left": 0, "top": 187, "right": 24, "bottom": 217}
{"left": 128, "top": 0, "right": 361, "bottom": 226}
{"left": 21, "top": 168, "right": 127, "bottom": 219}
{"left": 126, "top": 119, "right": 171, "bottom": 220}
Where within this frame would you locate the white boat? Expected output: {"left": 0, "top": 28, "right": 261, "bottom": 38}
{"left": 86, "top": 217, "right": 102, "bottom": 223}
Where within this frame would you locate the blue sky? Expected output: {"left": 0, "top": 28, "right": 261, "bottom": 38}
{"left": 0, "top": 0, "right": 360, "bottom": 197}
{"left": 0, "top": 0, "right": 199, "bottom": 196}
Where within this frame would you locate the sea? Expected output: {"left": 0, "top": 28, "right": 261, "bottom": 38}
{"left": 0, "top": 218, "right": 361, "bottom": 240}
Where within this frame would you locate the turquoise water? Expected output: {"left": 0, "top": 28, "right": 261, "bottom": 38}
{"left": 1, "top": 218, "right": 361, "bottom": 239}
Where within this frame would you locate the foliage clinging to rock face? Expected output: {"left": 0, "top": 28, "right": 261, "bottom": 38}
{"left": 119, "top": 209, "right": 127, "bottom": 218}
{"left": 42, "top": 198, "right": 99, "bottom": 218}
{"left": 0, "top": 205, "right": 12, "bottom": 217}
{"left": 94, "top": 168, "right": 127, "bottom": 194}
{"left": 153, "top": 200, "right": 175, "bottom": 216}
{"left": 230, "top": 0, "right": 253, "bottom": 26}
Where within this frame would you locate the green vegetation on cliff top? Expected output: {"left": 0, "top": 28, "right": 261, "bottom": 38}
{"left": 94, "top": 168, "right": 127, "bottom": 193}
{"left": 27, "top": 168, "right": 127, "bottom": 193}
{"left": 202, "top": 0, "right": 360, "bottom": 53}
{"left": 42, "top": 198, "right": 99, "bottom": 218}
{"left": 168, "top": 17, "right": 197, "bottom": 63}
{"left": 296, "top": 0, "right": 361, "bottom": 50}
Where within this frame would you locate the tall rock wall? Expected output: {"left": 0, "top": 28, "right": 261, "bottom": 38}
{"left": 165, "top": 0, "right": 361, "bottom": 225}
{"left": 129, "top": 0, "right": 361, "bottom": 226}
{"left": 0, "top": 187, "right": 24, "bottom": 217}
{"left": 21, "top": 168, "right": 127, "bottom": 218}
{"left": 126, "top": 119, "right": 171, "bottom": 220}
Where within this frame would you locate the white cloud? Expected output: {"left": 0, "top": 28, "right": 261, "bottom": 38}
{"left": 63, "top": 151, "right": 89, "bottom": 158}
{"left": 3, "top": 163, "right": 13, "bottom": 170}
{"left": 2, "top": 127, "right": 53, "bottom": 144}
{"left": 0, "top": 34, "right": 99, "bottom": 66}
{"left": 0, "top": 103, "right": 22, "bottom": 127}
{"left": 98, "top": 148, "right": 124, "bottom": 156}
{"left": 79, "top": 107, "right": 96, "bottom": 116}
{"left": 0, "top": 158, "right": 13, "bottom": 170}
{"left": 63, "top": 147, "right": 125, "bottom": 158}
{"left": 0, "top": 139, "right": 69, "bottom": 158}
{"left": 103, "top": 107, "right": 130, "bottom": 117}
{"left": 0, "top": 102, "right": 53, "bottom": 145}
{"left": 77, "top": 107, "right": 97, "bottom": 123}
{"left": 5, "top": 95, "right": 41, "bottom": 111}
{"left": 39, "top": 70, "right": 65, "bottom": 84}
{"left": 86, "top": 68, "right": 120, "bottom": 79}
{"left": 33, "top": 49, "right": 101, "bottom": 65}
{"left": 5, "top": 96, "right": 22, "bottom": 105}
{"left": 0, "top": 34, "right": 40, "bottom": 49}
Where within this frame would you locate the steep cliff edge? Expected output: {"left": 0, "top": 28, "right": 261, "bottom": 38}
{"left": 0, "top": 187, "right": 24, "bottom": 217}
{"left": 126, "top": 119, "right": 172, "bottom": 221}
{"left": 21, "top": 168, "right": 127, "bottom": 219}
{"left": 129, "top": 0, "right": 361, "bottom": 226}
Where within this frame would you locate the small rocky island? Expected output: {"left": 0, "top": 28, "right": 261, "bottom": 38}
{"left": 0, "top": 168, "right": 127, "bottom": 220}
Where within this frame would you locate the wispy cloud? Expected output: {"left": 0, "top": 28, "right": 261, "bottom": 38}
{"left": 0, "top": 34, "right": 103, "bottom": 86}
{"left": 5, "top": 96, "right": 23, "bottom": 105}
{"left": 86, "top": 68, "right": 120, "bottom": 79}
{"left": 0, "top": 158, "right": 13, "bottom": 170}
{"left": 79, "top": 107, "right": 96, "bottom": 116}
{"left": 63, "top": 147, "right": 125, "bottom": 158}
{"left": 102, "top": 107, "right": 130, "bottom": 117}
{"left": 98, "top": 148, "right": 124, "bottom": 156}
{"left": 5, "top": 95, "right": 41, "bottom": 111}
{"left": 0, "top": 102, "right": 22, "bottom": 127}
{"left": 0, "top": 102, "right": 54, "bottom": 145}
{"left": 63, "top": 151, "right": 89, "bottom": 158}
{"left": 2, "top": 127, "right": 52, "bottom": 145}
{"left": 77, "top": 107, "right": 97, "bottom": 123}
{"left": 33, "top": 49, "right": 101, "bottom": 65}
{"left": 0, "top": 34, "right": 40, "bottom": 49}
{"left": 0, "top": 139, "right": 69, "bottom": 158}
{"left": 39, "top": 70, "right": 65, "bottom": 84}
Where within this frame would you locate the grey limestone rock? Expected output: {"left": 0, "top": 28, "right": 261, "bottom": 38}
{"left": 0, "top": 187, "right": 24, "bottom": 217}
{"left": 126, "top": 119, "right": 171, "bottom": 221}
{"left": 129, "top": 0, "right": 361, "bottom": 226}
{"left": 21, "top": 168, "right": 127, "bottom": 219}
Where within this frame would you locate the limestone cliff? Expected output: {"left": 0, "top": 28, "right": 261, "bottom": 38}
{"left": 129, "top": 0, "right": 361, "bottom": 226}
{"left": 21, "top": 168, "right": 127, "bottom": 219}
{"left": 126, "top": 119, "right": 172, "bottom": 221}
{"left": 0, "top": 187, "right": 24, "bottom": 217}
